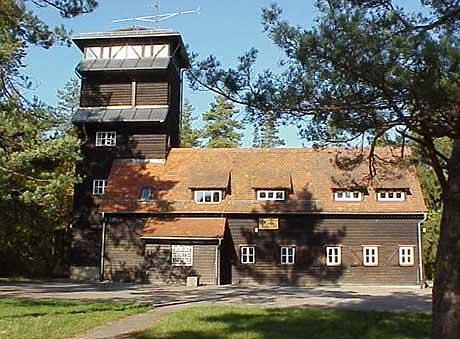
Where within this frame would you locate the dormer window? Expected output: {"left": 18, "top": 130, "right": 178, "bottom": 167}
{"left": 334, "top": 190, "right": 362, "bottom": 201}
{"left": 194, "top": 190, "right": 223, "bottom": 204}
{"left": 140, "top": 187, "right": 154, "bottom": 201}
{"left": 95, "top": 131, "right": 116, "bottom": 146}
{"left": 256, "top": 190, "right": 285, "bottom": 201}
{"left": 377, "top": 190, "right": 405, "bottom": 201}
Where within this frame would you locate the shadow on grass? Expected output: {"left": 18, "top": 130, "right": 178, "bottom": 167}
{"left": 136, "top": 306, "right": 431, "bottom": 339}
{"left": 0, "top": 297, "right": 148, "bottom": 319}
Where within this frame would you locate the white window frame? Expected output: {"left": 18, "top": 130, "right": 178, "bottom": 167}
{"left": 377, "top": 191, "right": 405, "bottom": 201}
{"left": 92, "top": 179, "right": 107, "bottom": 195}
{"left": 194, "top": 190, "right": 223, "bottom": 204}
{"left": 334, "top": 190, "right": 362, "bottom": 201}
{"left": 95, "top": 131, "right": 117, "bottom": 147}
{"left": 280, "top": 246, "right": 295, "bottom": 265}
{"left": 362, "top": 246, "right": 379, "bottom": 266}
{"left": 399, "top": 246, "right": 415, "bottom": 266}
{"left": 171, "top": 245, "right": 193, "bottom": 266}
{"left": 256, "top": 190, "right": 285, "bottom": 201}
{"left": 241, "top": 246, "right": 255, "bottom": 264}
{"left": 326, "top": 246, "right": 342, "bottom": 266}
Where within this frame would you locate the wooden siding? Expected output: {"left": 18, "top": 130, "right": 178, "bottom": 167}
{"left": 145, "top": 243, "right": 217, "bottom": 285}
{"left": 81, "top": 81, "right": 132, "bottom": 107}
{"left": 118, "top": 134, "right": 167, "bottom": 159}
{"left": 136, "top": 82, "right": 168, "bottom": 106}
{"left": 103, "top": 217, "right": 218, "bottom": 284}
{"left": 227, "top": 216, "right": 420, "bottom": 286}
{"left": 104, "top": 218, "right": 146, "bottom": 282}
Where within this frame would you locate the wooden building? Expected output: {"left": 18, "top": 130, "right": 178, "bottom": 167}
{"left": 70, "top": 28, "right": 427, "bottom": 286}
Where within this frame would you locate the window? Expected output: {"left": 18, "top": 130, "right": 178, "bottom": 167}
{"left": 95, "top": 131, "right": 116, "bottom": 146}
{"left": 194, "top": 190, "right": 222, "bottom": 204}
{"left": 399, "top": 246, "right": 415, "bottom": 266}
{"left": 326, "top": 246, "right": 342, "bottom": 266}
{"left": 281, "top": 246, "right": 295, "bottom": 264}
{"left": 334, "top": 190, "right": 362, "bottom": 201}
{"left": 363, "top": 246, "right": 379, "bottom": 266}
{"left": 171, "top": 245, "right": 193, "bottom": 266}
{"left": 139, "top": 187, "right": 154, "bottom": 201}
{"left": 256, "top": 190, "right": 285, "bottom": 201}
{"left": 92, "top": 179, "right": 107, "bottom": 195}
{"left": 377, "top": 191, "right": 405, "bottom": 201}
{"left": 241, "top": 246, "right": 255, "bottom": 264}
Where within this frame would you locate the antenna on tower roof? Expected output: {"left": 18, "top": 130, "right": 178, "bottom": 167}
{"left": 112, "top": 0, "right": 199, "bottom": 28}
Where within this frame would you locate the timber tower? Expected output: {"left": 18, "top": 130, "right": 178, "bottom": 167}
{"left": 70, "top": 28, "right": 189, "bottom": 279}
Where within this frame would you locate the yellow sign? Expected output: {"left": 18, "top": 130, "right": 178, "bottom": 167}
{"left": 258, "top": 218, "right": 279, "bottom": 230}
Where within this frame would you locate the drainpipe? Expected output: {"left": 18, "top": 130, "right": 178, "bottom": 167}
{"left": 417, "top": 213, "right": 427, "bottom": 288}
{"left": 100, "top": 212, "right": 106, "bottom": 282}
{"left": 215, "top": 238, "right": 223, "bottom": 285}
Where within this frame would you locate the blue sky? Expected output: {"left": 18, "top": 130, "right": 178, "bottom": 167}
{"left": 25, "top": 0, "right": 320, "bottom": 146}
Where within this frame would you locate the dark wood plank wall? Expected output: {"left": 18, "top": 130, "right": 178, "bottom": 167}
{"left": 103, "top": 217, "right": 218, "bottom": 284}
{"left": 136, "top": 82, "right": 168, "bottom": 106}
{"left": 167, "top": 67, "right": 181, "bottom": 147}
{"left": 117, "top": 134, "right": 167, "bottom": 159}
{"left": 145, "top": 244, "right": 217, "bottom": 285}
{"left": 81, "top": 81, "right": 132, "bottom": 107}
{"left": 103, "top": 218, "right": 146, "bottom": 281}
{"left": 80, "top": 78, "right": 169, "bottom": 107}
{"left": 227, "top": 216, "right": 420, "bottom": 286}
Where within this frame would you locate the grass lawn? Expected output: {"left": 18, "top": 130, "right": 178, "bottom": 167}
{"left": 0, "top": 297, "right": 151, "bottom": 339}
{"left": 137, "top": 306, "right": 431, "bottom": 339}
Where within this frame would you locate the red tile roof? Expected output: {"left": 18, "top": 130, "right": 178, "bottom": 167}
{"left": 142, "top": 217, "right": 226, "bottom": 238}
{"left": 100, "top": 147, "right": 427, "bottom": 214}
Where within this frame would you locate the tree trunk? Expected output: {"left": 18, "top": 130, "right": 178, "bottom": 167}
{"left": 432, "top": 139, "right": 460, "bottom": 339}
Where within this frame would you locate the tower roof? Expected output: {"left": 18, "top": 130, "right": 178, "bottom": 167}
{"left": 72, "top": 27, "right": 189, "bottom": 68}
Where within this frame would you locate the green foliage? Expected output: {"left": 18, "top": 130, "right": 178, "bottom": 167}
{"left": 0, "top": 0, "right": 96, "bottom": 276}
{"left": 138, "top": 306, "right": 431, "bottom": 339}
{"left": 252, "top": 118, "right": 285, "bottom": 148}
{"left": 180, "top": 99, "right": 202, "bottom": 147}
{"left": 0, "top": 298, "right": 150, "bottom": 339}
{"left": 56, "top": 76, "right": 81, "bottom": 131}
{"left": 201, "top": 95, "right": 243, "bottom": 148}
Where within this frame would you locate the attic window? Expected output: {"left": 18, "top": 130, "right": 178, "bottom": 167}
{"left": 377, "top": 190, "right": 405, "bottom": 201}
{"left": 256, "top": 190, "right": 285, "bottom": 201}
{"left": 194, "top": 190, "right": 223, "bottom": 204}
{"left": 140, "top": 187, "right": 154, "bottom": 201}
{"left": 334, "top": 190, "right": 362, "bottom": 201}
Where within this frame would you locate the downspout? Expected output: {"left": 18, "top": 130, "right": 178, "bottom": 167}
{"left": 100, "top": 212, "right": 106, "bottom": 282}
{"left": 417, "top": 213, "right": 427, "bottom": 288}
{"left": 215, "top": 238, "right": 223, "bottom": 285}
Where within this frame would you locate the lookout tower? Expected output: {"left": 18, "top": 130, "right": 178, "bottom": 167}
{"left": 70, "top": 28, "right": 189, "bottom": 279}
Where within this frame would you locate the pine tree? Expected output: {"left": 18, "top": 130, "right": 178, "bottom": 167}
{"left": 252, "top": 119, "right": 285, "bottom": 148}
{"left": 201, "top": 95, "right": 243, "bottom": 148}
{"left": 180, "top": 99, "right": 201, "bottom": 147}
{"left": 56, "top": 76, "right": 80, "bottom": 132}
{"left": 0, "top": 0, "right": 96, "bottom": 277}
